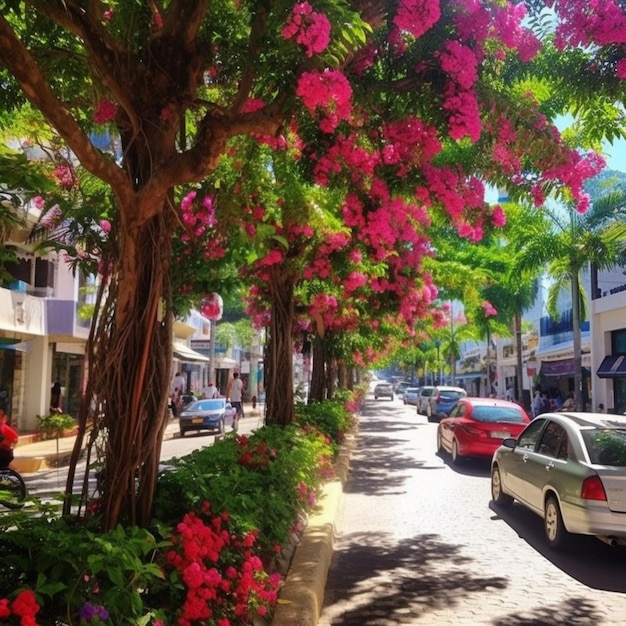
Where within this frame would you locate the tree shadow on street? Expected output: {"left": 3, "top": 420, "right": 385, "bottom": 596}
{"left": 489, "top": 501, "right": 626, "bottom": 592}
{"left": 322, "top": 531, "right": 506, "bottom": 625}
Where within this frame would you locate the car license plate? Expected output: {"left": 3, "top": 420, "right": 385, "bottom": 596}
{"left": 192, "top": 417, "right": 204, "bottom": 424}
{"left": 493, "top": 431, "right": 510, "bottom": 439}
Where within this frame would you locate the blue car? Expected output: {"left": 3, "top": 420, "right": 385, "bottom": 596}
{"left": 179, "top": 398, "right": 237, "bottom": 436}
{"left": 426, "top": 386, "right": 467, "bottom": 422}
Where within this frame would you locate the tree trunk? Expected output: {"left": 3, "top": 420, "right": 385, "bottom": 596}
{"left": 309, "top": 336, "right": 326, "bottom": 403}
{"left": 63, "top": 208, "right": 173, "bottom": 530}
{"left": 264, "top": 265, "right": 296, "bottom": 425}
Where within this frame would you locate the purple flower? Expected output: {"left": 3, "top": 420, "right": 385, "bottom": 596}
{"left": 78, "top": 602, "right": 110, "bottom": 622}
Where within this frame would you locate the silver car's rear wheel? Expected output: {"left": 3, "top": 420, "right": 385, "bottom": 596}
{"left": 544, "top": 495, "right": 570, "bottom": 550}
{"left": 491, "top": 465, "right": 513, "bottom": 507}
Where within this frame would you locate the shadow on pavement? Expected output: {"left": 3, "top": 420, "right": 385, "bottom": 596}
{"left": 489, "top": 501, "right": 626, "bottom": 593}
{"left": 323, "top": 531, "right": 507, "bottom": 625}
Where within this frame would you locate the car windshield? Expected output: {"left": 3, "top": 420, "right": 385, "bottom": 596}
{"left": 471, "top": 406, "right": 526, "bottom": 424}
{"left": 189, "top": 400, "right": 225, "bottom": 411}
{"left": 440, "top": 391, "right": 464, "bottom": 400}
{"left": 581, "top": 428, "right": 626, "bottom": 466}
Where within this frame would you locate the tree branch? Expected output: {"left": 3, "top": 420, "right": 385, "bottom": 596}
{"left": 35, "top": 0, "right": 142, "bottom": 138}
{"left": 0, "top": 13, "right": 132, "bottom": 202}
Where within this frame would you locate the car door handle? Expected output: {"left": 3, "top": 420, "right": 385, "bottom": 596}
{"left": 523, "top": 454, "right": 529, "bottom": 462}
{"left": 545, "top": 461, "right": 555, "bottom": 471}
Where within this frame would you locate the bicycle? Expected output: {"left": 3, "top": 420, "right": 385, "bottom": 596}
{"left": 0, "top": 466, "right": 27, "bottom": 509}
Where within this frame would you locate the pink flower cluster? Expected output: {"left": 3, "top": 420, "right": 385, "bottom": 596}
{"left": 482, "top": 300, "right": 497, "bottom": 317}
{"left": 554, "top": 0, "right": 626, "bottom": 49}
{"left": 437, "top": 41, "right": 481, "bottom": 142}
{"left": 282, "top": 2, "right": 331, "bottom": 57}
{"left": 381, "top": 116, "right": 442, "bottom": 173}
{"left": 437, "top": 40, "right": 478, "bottom": 90}
{"left": 39, "top": 203, "right": 63, "bottom": 228}
{"left": 180, "top": 191, "right": 217, "bottom": 238}
{"left": 0, "top": 589, "right": 40, "bottom": 625}
{"left": 53, "top": 164, "right": 78, "bottom": 190}
{"left": 166, "top": 505, "right": 281, "bottom": 625}
{"left": 93, "top": 99, "right": 117, "bottom": 124}
{"left": 393, "top": 0, "right": 441, "bottom": 40}
{"left": 296, "top": 69, "right": 352, "bottom": 133}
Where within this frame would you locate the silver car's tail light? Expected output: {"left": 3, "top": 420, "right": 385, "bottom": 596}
{"left": 581, "top": 475, "right": 608, "bottom": 501}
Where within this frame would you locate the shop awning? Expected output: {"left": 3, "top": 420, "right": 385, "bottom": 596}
{"left": 539, "top": 358, "right": 575, "bottom": 377}
{"left": 215, "top": 356, "right": 238, "bottom": 368}
{"left": 597, "top": 355, "right": 626, "bottom": 379}
{"left": 172, "top": 341, "right": 211, "bottom": 363}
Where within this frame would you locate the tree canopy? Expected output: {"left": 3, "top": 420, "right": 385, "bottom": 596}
{"left": 1, "top": 0, "right": 625, "bottom": 529}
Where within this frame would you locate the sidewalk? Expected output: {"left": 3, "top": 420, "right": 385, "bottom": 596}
{"left": 11, "top": 401, "right": 262, "bottom": 473}
{"left": 11, "top": 420, "right": 181, "bottom": 473}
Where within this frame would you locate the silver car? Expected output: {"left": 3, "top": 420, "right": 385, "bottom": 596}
{"left": 491, "top": 412, "right": 626, "bottom": 550}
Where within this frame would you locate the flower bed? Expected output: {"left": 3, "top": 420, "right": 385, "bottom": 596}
{"left": 0, "top": 395, "right": 357, "bottom": 625}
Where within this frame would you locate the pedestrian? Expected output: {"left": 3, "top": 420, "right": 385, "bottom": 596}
{"left": 559, "top": 392, "right": 575, "bottom": 412}
{"left": 172, "top": 372, "right": 186, "bottom": 395}
{"left": 227, "top": 372, "right": 244, "bottom": 430}
{"left": 50, "top": 382, "right": 63, "bottom": 414}
{"left": 202, "top": 382, "right": 220, "bottom": 399}
{"left": 0, "top": 408, "right": 19, "bottom": 469}
{"left": 532, "top": 389, "right": 542, "bottom": 418}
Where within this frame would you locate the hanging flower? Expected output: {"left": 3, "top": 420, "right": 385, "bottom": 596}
{"left": 93, "top": 99, "right": 117, "bottom": 124}
{"left": 282, "top": 2, "right": 331, "bottom": 57}
{"left": 201, "top": 293, "right": 223, "bottom": 320}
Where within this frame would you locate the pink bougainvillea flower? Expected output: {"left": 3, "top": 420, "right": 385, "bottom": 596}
{"left": 490, "top": 204, "right": 506, "bottom": 227}
{"left": 53, "top": 164, "right": 78, "bottom": 189}
{"left": 393, "top": 0, "right": 441, "bottom": 40}
{"left": 296, "top": 69, "right": 352, "bottom": 133}
{"left": 282, "top": 2, "right": 331, "bottom": 57}
{"left": 616, "top": 58, "right": 626, "bottom": 79}
{"left": 32, "top": 195, "right": 45, "bottom": 209}
{"left": 99, "top": 219, "right": 111, "bottom": 232}
{"left": 482, "top": 300, "right": 497, "bottom": 317}
{"left": 93, "top": 98, "right": 117, "bottom": 124}
{"left": 40, "top": 204, "right": 62, "bottom": 228}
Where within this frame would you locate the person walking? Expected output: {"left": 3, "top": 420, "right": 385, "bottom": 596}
{"left": 202, "top": 382, "right": 220, "bottom": 399}
{"left": 0, "top": 408, "right": 19, "bottom": 469}
{"left": 50, "top": 382, "right": 63, "bottom": 414}
{"left": 227, "top": 372, "right": 244, "bottom": 430}
{"left": 559, "top": 392, "right": 576, "bottom": 411}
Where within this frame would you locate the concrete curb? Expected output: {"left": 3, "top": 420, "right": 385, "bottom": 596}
{"left": 271, "top": 428, "right": 356, "bottom": 626}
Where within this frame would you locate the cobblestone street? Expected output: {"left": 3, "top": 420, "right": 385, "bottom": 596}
{"left": 319, "top": 399, "right": 626, "bottom": 625}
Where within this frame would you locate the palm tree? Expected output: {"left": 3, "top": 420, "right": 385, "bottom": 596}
{"left": 515, "top": 192, "right": 626, "bottom": 409}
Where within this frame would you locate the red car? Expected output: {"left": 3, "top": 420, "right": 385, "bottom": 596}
{"left": 437, "top": 397, "right": 531, "bottom": 464}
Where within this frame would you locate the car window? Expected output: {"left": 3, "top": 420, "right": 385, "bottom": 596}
{"left": 537, "top": 422, "right": 567, "bottom": 458}
{"left": 449, "top": 403, "right": 465, "bottom": 418}
{"left": 196, "top": 400, "right": 225, "bottom": 411}
{"left": 438, "top": 390, "right": 465, "bottom": 400}
{"left": 471, "top": 406, "right": 527, "bottom": 424}
{"left": 582, "top": 428, "right": 626, "bottom": 466}
{"left": 422, "top": 388, "right": 434, "bottom": 397}
{"left": 516, "top": 419, "right": 546, "bottom": 450}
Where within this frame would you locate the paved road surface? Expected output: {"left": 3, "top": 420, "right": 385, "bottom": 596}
{"left": 319, "top": 398, "right": 626, "bottom": 625}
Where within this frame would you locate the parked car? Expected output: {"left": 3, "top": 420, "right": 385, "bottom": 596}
{"left": 437, "top": 397, "right": 530, "bottom": 463}
{"left": 416, "top": 386, "right": 435, "bottom": 415}
{"left": 179, "top": 398, "right": 237, "bottom": 436}
{"left": 426, "top": 386, "right": 467, "bottom": 421}
{"left": 374, "top": 382, "right": 394, "bottom": 400}
{"left": 394, "top": 381, "right": 412, "bottom": 398}
{"left": 491, "top": 412, "right": 626, "bottom": 550}
{"left": 403, "top": 387, "right": 420, "bottom": 405}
